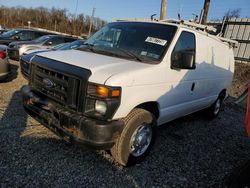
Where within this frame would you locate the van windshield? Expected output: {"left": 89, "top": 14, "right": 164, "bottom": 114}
{"left": 80, "top": 22, "right": 177, "bottom": 63}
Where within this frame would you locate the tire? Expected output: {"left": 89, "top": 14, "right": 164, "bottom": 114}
{"left": 111, "top": 108, "right": 156, "bottom": 166}
{"left": 206, "top": 96, "right": 223, "bottom": 118}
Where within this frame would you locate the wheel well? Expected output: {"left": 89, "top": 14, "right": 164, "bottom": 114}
{"left": 136, "top": 102, "right": 160, "bottom": 119}
{"left": 219, "top": 89, "right": 227, "bottom": 100}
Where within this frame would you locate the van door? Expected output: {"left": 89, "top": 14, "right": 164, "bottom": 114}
{"left": 159, "top": 31, "right": 197, "bottom": 123}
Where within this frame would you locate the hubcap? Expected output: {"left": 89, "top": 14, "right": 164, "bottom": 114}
{"left": 214, "top": 99, "right": 221, "bottom": 115}
{"left": 130, "top": 123, "right": 152, "bottom": 157}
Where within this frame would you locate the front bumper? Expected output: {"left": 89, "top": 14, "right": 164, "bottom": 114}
{"left": 7, "top": 48, "right": 20, "bottom": 61}
{"left": 21, "top": 85, "right": 124, "bottom": 150}
{"left": 20, "top": 58, "right": 29, "bottom": 80}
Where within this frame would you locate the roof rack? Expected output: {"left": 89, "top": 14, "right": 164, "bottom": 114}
{"left": 163, "top": 19, "right": 238, "bottom": 47}
{"left": 162, "top": 19, "right": 217, "bottom": 33}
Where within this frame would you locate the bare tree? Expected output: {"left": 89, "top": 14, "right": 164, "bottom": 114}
{"left": 0, "top": 6, "right": 107, "bottom": 36}
{"left": 224, "top": 8, "right": 241, "bottom": 19}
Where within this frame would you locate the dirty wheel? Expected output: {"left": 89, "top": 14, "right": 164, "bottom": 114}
{"left": 111, "top": 108, "right": 156, "bottom": 166}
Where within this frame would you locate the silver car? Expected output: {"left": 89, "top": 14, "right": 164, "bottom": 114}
{"left": 0, "top": 45, "right": 10, "bottom": 81}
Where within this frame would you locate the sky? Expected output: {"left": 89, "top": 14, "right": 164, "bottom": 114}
{"left": 0, "top": 0, "right": 249, "bottom": 21}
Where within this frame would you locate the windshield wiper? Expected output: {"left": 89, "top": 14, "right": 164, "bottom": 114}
{"left": 80, "top": 42, "right": 96, "bottom": 52}
{"left": 116, "top": 48, "right": 142, "bottom": 62}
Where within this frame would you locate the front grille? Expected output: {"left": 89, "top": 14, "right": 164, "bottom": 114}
{"left": 29, "top": 56, "right": 91, "bottom": 112}
{"left": 32, "top": 65, "right": 80, "bottom": 110}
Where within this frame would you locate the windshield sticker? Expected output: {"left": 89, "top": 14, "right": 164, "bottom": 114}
{"left": 145, "top": 37, "right": 167, "bottom": 46}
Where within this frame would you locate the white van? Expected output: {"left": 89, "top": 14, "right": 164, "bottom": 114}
{"left": 22, "top": 20, "right": 236, "bottom": 166}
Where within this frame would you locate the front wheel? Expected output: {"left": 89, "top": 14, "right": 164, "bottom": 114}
{"left": 111, "top": 108, "right": 156, "bottom": 166}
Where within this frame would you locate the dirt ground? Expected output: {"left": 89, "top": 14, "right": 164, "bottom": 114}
{"left": 229, "top": 62, "right": 250, "bottom": 98}
{"left": 0, "top": 60, "right": 250, "bottom": 187}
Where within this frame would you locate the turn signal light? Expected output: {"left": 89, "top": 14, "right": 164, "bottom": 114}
{"left": 88, "top": 83, "right": 121, "bottom": 98}
{"left": 111, "top": 90, "right": 120, "bottom": 97}
{"left": 96, "top": 86, "right": 109, "bottom": 98}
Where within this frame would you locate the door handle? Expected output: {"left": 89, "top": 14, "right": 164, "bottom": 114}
{"left": 191, "top": 82, "right": 195, "bottom": 91}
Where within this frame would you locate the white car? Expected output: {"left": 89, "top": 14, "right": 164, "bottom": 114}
{"left": 22, "top": 20, "right": 236, "bottom": 166}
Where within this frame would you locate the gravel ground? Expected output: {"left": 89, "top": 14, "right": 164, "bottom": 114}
{"left": 0, "top": 60, "right": 250, "bottom": 187}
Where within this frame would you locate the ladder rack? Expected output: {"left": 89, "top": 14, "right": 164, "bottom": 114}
{"left": 162, "top": 19, "right": 217, "bottom": 33}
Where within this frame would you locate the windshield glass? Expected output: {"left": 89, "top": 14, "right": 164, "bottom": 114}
{"left": 1, "top": 29, "right": 20, "bottom": 38}
{"left": 34, "top": 35, "right": 51, "bottom": 43}
{"left": 80, "top": 22, "right": 177, "bottom": 63}
{"left": 59, "top": 40, "right": 86, "bottom": 50}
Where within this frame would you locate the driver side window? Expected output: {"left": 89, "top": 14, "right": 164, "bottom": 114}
{"left": 171, "top": 31, "right": 196, "bottom": 69}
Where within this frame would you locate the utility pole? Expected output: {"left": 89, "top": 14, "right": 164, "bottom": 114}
{"left": 160, "top": 0, "right": 167, "bottom": 20}
{"left": 201, "top": 0, "right": 210, "bottom": 24}
{"left": 54, "top": 20, "right": 57, "bottom": 31}
{"left": 88, "top": 8, "right": 96, "bottom": 37}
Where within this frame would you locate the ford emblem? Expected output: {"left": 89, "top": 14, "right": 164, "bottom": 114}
{"left": 42, "top": 78, "right": 55, "bottom": 88}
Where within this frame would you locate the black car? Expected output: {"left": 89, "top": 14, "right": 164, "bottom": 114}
{"left": 20, "top": 40, "right": 85, "bottom": 79}
{"left": 0, "top": 28, "right": 54, "bottom": 46}
{"left": 8, "top": 35, "right": 78, "bottom": 60}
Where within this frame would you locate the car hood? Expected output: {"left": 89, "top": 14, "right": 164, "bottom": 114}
{"left": 10, "top": 41, "right": 37, "bottom": 46}
{"left": 36, "top": 49, "right": 153, "bottom": 85}
{"left": 0, "top": 36, "right": 10, "bottom": 40}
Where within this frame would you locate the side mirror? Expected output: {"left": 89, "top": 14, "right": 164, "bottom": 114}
{"left": 171, "top": 50, "right": 195, "bottom": 69}
{"left": 13, "top": 35, "right": 20, "bottom": 40}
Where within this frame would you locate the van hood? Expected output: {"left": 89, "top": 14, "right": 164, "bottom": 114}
{"left": 36, "top": 49, "right": 152, "bottom": 84}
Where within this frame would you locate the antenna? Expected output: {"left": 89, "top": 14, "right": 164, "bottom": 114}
{"left": 178, "top": 13, "right": 181, "bottom": 20}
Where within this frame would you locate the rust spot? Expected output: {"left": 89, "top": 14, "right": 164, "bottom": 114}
{"left": 64, "top": 127, "right": 81, "bottom": 137}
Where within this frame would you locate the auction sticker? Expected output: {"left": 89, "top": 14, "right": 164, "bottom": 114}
{"left": 145, "top": 37, "right": 167, "bottom": 46}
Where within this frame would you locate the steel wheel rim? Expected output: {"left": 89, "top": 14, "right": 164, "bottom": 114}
{"left": 214, "top": 99, "right": 221, "bottom": 115}
{"left": 130, "top": 123, "right": 152, "bottom": 157}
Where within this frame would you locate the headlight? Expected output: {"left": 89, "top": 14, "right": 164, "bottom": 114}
{"left": 95, "top": 100, "right": 107, "bottom": 115}
{"left": 85, "top": 83, "right": 121, "bottom": 119}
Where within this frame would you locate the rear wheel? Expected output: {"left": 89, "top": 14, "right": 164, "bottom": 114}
{"left": 111, "top": 108, "right": 156, "bottom": 166}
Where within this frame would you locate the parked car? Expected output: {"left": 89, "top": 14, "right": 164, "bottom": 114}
{"left": 0, "top": 28, "right": 54, "bottom": 46}
{"left": 21, "top": 20, "right": 236, "bottom": 166}
{"left": 0, "top": 45, "right": 10, "bottom": 81}
{"left": 20, "top": 40, "right": 85, "bottom": 79}
{"left": 0, "top": 29, "right": 9, "bottom": 35}
{"left": 9, "top": 35, "right": 78, "bottom": 60}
